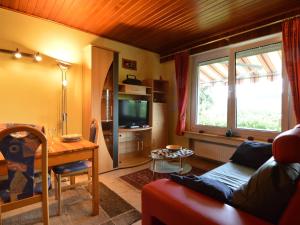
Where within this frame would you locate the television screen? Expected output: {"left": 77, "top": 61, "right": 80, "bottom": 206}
{"left": 119, "top": 100, "right": 148, "bottom": 127}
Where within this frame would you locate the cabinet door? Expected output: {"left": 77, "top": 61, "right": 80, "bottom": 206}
{"left": 152, "top": 103, "right": 168, "bottom": 148}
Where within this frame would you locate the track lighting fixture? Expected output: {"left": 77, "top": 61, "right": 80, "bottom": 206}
{"left": 34, "top": 52, "right": 42, "bottom": 62}
{"left": 14, "top": 48, "right": 22, "bottom": 59}
{"left": 0, "top": 48, "right": 43, "bottom": 62}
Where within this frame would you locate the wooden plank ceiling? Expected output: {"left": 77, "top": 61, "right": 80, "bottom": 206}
{"left": 1, "top": 0, "right": 299, "bottom": 58}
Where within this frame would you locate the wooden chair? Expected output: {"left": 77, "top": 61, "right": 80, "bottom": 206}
{"left": 0, "top": 125, "right": 49, "bottom": 225}
{"left": 0, "top": 123, "right": 51, "bottom": 194}
{"left": 53, "top": 119, "right": 99, "bottom": 215}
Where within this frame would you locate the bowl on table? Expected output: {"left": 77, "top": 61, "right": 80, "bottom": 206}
{"left": 165, "top": 145, "right": 182, "bottom": 151}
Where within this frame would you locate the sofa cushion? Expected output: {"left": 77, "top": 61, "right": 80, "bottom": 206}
{"left": 170, "top": 174, "right": 233, "bottom": 203}
{"left": 201, "top": 162, "right": 255, "bottom": 190}
{"left": 230, "top": 141, "right": 272, "bottom": 169}
{"left": 232, "top": 157, "right": 300, "bottom": 224}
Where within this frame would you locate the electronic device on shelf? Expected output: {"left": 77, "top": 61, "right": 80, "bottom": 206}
{"left": 122, "top": 75, "right": 142, "bottom": 85}
{"left": 119, "top": 99, "right": 149, "bottom": 128}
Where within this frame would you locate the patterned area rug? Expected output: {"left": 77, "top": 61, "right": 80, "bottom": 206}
{"left": 120, "top": 168, "right": 206, "bottom": 190}
{"left": 3, "top": 183, "right": 140, "bottom": 225}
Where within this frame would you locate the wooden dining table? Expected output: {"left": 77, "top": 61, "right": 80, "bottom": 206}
{"left": 0, "top": 138, "right": 99, "bottom": 216}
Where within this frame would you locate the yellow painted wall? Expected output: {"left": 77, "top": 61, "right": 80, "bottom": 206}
{"left": 161, "top": 60, "right": 189, "bottom": 147}
{"left": 0, "top": 8, "right": 160, "bottom": 135}
{"left": 0, "top": 41, "right": 83, "bottom": 134}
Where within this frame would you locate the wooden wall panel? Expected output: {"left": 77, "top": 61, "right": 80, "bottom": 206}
{"left": 1, "top": 0, "right": 299, "bottom": 60}
{"left": 83, "top": 46, "right": 115, "bottom": 173}
{"left": 152, "top": 103, "right": 168, "bottom": 148}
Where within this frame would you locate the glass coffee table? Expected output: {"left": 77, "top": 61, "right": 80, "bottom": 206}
{"left": 150, "top": 148, "right": 194, "bottom": 178}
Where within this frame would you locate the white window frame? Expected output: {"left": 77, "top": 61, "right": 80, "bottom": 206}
{"left": 190, "top": 33, "right": 291, "bottom": 140}
{"left": 191, "top": 48, "right": 230, "bottom": 135}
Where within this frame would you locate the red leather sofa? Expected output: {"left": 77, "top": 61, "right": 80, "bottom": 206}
{"left": 142, "top": 125, "right": 300, "bottom": 225}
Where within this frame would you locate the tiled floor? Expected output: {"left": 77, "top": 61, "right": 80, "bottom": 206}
{"left": 99, "top": 157, "right": 220, "bottom": 225}
{"left": 99, "top": 163, "right": 150, "bottom": 225}
{"left": 2, "top": 158, "right": 220, "bottom": 225}
{"left": 2, "top": 164, "right": 148, "bottom": 225}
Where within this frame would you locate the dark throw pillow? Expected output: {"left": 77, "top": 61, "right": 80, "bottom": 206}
{"left": 170, "top": 174, "right": 233, "bottom": 203}
{"left": 230, "top": 141, "right": 272, "bottom": 169}
{"left": 231, "top": 158, "right": 300, "bottom": 224}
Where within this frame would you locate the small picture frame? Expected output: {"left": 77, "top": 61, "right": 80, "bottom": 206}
{"left": 122, "top": 58, "right": 137, "bottom": 70}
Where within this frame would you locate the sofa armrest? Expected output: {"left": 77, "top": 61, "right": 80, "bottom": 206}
{"left": 142, "top": 179, "right": 272, "bottom": 225}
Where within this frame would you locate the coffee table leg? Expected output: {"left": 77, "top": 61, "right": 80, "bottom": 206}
{"left": 179, "top": 158, "right": 183, "bottom": 174}
{"left": 152, "top": 159, "right": 156, "bottom": 180}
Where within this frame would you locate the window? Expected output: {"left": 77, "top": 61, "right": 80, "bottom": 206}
{"left": 235, "top": 43, "right": 282, "bottom": 131}
{"left": 191, "top": 36, "right": 288, "bottom": 138}
{"left": 196, "top": 57, "right": 229, "bottom": 127}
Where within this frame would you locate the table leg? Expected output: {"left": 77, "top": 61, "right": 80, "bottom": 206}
{"left": 0, "top": 204, "right": 2, "bottom": 225}
{"left": 92, "top": 147, "right": 99, "bottom": 216}
{"left": 179, "top": 158, "right": 183, "bottom": 174}
{"left": 57, "top": 174, "right": 62, "bottom": 216}
{"left": 70, "top": 176, "right": 76, "bottom": 186}
{"left": 54, "top": 173, "right": 58, "bottom": 200}
{"left": 152, "top": 159, "right": 156, "bottom": 180}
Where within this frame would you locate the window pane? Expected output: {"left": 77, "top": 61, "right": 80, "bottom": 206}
{"left": 235, "top": 43, "right": 282, "bottom": 131}
{"left": 197, "top": 57, "right": 228, "bottom": 127}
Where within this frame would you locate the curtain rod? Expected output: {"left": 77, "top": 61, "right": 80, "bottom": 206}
{"left": 160, "top": 14, "right": 300, "bottom": 60}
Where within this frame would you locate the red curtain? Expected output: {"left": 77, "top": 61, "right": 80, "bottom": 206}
{"left": 282, "top": 17, "right": 300, "bottom": 123}
{"left": 175, "top": 51, "right": 189, "bottom": 135}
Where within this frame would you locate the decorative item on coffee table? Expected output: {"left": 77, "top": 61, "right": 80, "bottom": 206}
{"left": 150, "top": 145, "right": 194, "bottom": 179}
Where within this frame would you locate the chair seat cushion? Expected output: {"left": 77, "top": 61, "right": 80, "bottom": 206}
{"left": 52, "top": 160, "right": 92, "bottom": 174}
{"left": 34, "top": 173, "right": 52, "bottom": 194}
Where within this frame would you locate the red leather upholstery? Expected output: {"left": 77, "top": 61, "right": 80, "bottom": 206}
{"left": 142, "top": 125, "right": 300, "bottom": 225}
{"left": 273, "top": 124, "right": 300, "bottom": 163}
{"left": 279, "top": 182, "right": 300, "bottom": 225}
{"left": 142, "top": 179, "right": 272, "bottom": 225}
{"left": 273, "top": 125, "right": 300, "bottom": 225}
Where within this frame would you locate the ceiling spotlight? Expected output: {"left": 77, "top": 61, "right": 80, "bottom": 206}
{"left": 34, "top": 52, "right": 42, "bottom": 62}
{"left": 14, "top": 48, "right": 22, "bottom": 59}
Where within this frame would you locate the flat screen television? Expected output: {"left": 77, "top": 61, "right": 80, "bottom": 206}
{"left": 119, "top": 100, "right": 149, "bottom": 128}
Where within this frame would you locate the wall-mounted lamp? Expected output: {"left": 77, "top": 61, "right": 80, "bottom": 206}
{"left": 0, "top": 48, "right": 42, "bottom": 62}
{"left": 57, "top": 60, "right": 71, "bottom": 135}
